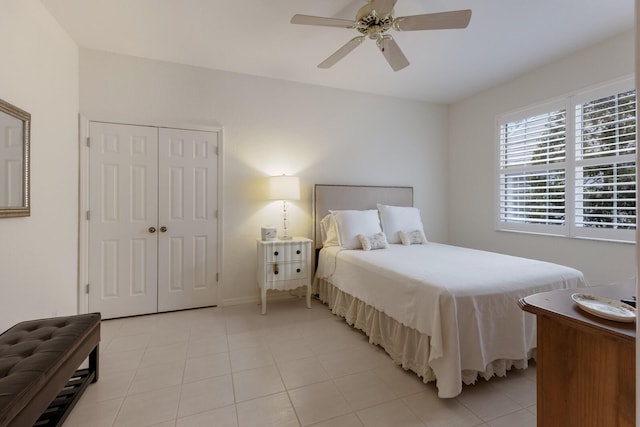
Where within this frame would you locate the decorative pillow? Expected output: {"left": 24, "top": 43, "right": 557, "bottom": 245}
{"left": 357, "top": 232, "right": 390, "bottom": 251}
{"left": 377, "top": 204, "right": 424, "bottom": 244}
{"left": 330, "top": 209, "right": 382, "bottom": 250}
{"left": 320, "top": 214, "right": 339, "bottom": 247}
{"left": 399, "top": 229, "right": 428, "bottom": 246}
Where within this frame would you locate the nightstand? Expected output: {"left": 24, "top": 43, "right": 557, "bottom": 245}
{"left": 257, "top": 237, "right": 312, "bottom": 314}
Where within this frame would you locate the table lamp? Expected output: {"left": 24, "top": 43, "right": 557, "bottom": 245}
{"left": 269, "top": 175, "right": 300, "bottom": 240}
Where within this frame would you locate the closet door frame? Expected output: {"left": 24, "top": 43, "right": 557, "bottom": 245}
{"left": 77, "top": 115, "right": 224, "bottom": 315}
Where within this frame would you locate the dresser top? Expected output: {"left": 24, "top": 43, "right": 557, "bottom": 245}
{"left": 257, "top": 237, "right": 312, "bottom": 244}
{"left": 519, "top": 281, "right": 636, "bottom": 342}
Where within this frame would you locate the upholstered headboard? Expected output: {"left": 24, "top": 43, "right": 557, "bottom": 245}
{"left": 313, "top": 184, "right": 414, "bottom": 249}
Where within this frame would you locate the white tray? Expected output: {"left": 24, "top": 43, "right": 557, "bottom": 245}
{"left": 571, "top": 293, "right": 636, "bottom": 323}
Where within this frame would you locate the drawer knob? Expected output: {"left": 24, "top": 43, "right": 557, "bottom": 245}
{"left": 274, "top": 270, "right": 279, "bottom": 275}
{"left": 296, "top": 268, "right": 301, "bottom": 273}
{"left": 296, "top": 250, "right": 301, "bottom": 254}
{"left": 273, "top": 264, "right": 279, "bottom": 275}
{"left": 274, "top": 251, "right": 279, "bottom": 256}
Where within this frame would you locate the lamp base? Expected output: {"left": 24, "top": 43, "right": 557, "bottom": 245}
{"left": 279, "top": 236, "right": 293, "bottom": 240}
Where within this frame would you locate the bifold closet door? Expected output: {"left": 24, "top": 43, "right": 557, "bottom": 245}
{"left": 87, "top": 123, "right": 219, "bottom": 319}
{"left": 88, "top": 122, "right": 159, "bottom": 318}
{"left": 157, "top": 128, "right": 218, "bottom": 312}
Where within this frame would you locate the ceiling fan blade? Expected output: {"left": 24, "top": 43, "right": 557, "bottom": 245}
{"left": 291, "top": 14, "right": 356, "bottom": 29}
{"left": 394, "top": 9, "right": 472, "bottom": 31}
{"left": 318, "top": 36, "right": 365, "bottom": 69}
{"left": 376, "top": 36, "right": 409, "bottom": 71}
{"left": 372, "top": 0, "right": 397, "bottom": 16}
{"left": 335, "top": 0, "right": 369, "bottom": 20}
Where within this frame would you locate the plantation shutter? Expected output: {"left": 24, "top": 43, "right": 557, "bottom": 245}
{"left": 574, "top": 89, "right": 636, "bottom": 233}
{"left": 498, "top": 103, "right": 567, "bottom": 231}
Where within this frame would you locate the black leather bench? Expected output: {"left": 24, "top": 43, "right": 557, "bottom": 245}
{"left": 0, "top": 313, "right": 101, "bottom": 427}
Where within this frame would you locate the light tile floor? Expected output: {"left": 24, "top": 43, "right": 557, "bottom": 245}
{"left": 64, "top": 297, "right": 537, "bottom": 427}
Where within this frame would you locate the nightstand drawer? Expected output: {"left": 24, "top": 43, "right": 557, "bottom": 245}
{"left": 264, "top": 243, "right": 306, "bottom": 263}
{"left": 265, "top": 262, "right": 307, "bottom": 282}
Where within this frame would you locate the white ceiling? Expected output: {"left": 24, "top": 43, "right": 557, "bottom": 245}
{"left": 40, "top": 0, "right": 635, "bottom": 104}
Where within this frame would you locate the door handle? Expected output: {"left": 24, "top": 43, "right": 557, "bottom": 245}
{"left": 160, "top": 226, "right": 167, "bottom": 233}
{"left": 148, "top": 227, "right": 156, "bottom": 233}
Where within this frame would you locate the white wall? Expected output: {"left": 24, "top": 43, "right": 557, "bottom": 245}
{"left": 448, "top": 30, "right": 636, "bottom": 286}
{"left": 0, "top": 1, "right": 79, "bottom": 331}
{"left": 79, "top": 49, "right": 449, "bottom": 304}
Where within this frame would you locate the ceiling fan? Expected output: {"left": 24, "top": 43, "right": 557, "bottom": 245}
{"left": 291, "top": 0, "right": 471, "bottom": 72}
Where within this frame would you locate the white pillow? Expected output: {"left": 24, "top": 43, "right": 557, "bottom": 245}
{"left": 377, "top": 204, "right": 424, "bottom": 244}
{"left": 330, "top": 209, "right": 382, "bottom": 250}
{"left": 358, "top": 232, "right": 389, "bottom": 251}
{"left": 399, "top": 229, "right": 428, "bottom": 246}
{"left": 319, "top": 214, "right": 339, "bottom": 247}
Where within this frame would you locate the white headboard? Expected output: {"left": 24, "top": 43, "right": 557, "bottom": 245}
{"left": 313, "top": 184, "right": 414, "bottom": 249}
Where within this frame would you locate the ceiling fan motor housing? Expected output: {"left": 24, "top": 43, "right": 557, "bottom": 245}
{"left": 355, "top": 12, "right": 394, "bottom": 39}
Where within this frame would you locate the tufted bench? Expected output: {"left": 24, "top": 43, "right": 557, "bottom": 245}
{"left": 0, "top": 313, "right": 100, "bottom": 427}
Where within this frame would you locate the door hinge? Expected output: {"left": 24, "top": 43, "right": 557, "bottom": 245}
{"left": 85, "top": 284, "right": 90, "bottom": 294}
{"left": 86, "top": 210, "right": 91, "bottom": 220}
{"left": 214, "top": 210, "right": 218, "bottom": 219}
{"left": 216, "top": 273, "right": 219, "bottom": 282}
{"left": 214, "top": 146, "right": 219, "bottom": 156}
{"left": 86, "top": 137, "right": 91, "bottom": 147}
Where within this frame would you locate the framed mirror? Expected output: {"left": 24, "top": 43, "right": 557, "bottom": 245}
{"left": 0, "top": 98, "right": 30, "bottom": 217}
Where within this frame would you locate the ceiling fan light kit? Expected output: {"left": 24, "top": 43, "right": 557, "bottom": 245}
{"left": 291, "top": 0, "right": 471, "bottom": 72}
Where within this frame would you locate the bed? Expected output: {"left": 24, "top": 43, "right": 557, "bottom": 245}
{"left": 313, "top": 184, "right": 587, "bottom": 398}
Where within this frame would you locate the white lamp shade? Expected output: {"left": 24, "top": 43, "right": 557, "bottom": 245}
{"left": 269, "top": 175, "right": 300, "bottom": 201}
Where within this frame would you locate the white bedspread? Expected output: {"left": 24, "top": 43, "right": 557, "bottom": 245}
{"left": 316, "top": 243, "right": 586, "bottom": 397}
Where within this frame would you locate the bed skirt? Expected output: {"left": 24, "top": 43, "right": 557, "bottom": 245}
{"left": 316, "top": 278, "right": 535, "bottom": 397}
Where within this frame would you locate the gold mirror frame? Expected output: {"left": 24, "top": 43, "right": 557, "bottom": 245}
{"left": 0, "top": 98, "right": 30, "bottom": 218}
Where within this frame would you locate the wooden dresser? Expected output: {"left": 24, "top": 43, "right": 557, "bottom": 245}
{"left": 519, "top": 282, "right": 636, "bottom": 427}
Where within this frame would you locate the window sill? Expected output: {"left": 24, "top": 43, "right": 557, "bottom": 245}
{"left": 496, "top": 227, "right": 636, "bottom": 245}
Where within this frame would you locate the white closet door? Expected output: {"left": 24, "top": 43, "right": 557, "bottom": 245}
{"left": 88, "top": 122, "right": 159, "bottom": 318}
{"left": 157, "top": 128, "right": 219, "bottom": 311}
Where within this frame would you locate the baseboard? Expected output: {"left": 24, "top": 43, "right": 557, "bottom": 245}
{"left": 222, "top": 296, "right": 259, "bottom": 306}
{"left": 223, "top": 291, "right": 306, "bottom": 307}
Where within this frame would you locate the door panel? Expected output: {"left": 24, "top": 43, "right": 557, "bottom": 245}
{"left": 88, "top": 122, "right": 158, "bottom": 318}
{"left": 158, "top": 128, "right": 218, "bottom": 311}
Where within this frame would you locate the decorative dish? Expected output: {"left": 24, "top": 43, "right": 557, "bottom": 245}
{"left": 571, "top": 293, "right": 636, "bottom": 323}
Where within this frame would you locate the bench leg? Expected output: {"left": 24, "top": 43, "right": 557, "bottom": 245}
{"left": 89, "top": 343, "right": 99, "bottom": 383}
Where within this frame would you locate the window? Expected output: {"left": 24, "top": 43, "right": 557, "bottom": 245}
{"left": 497, "top": 78, "right": 636, "bottom": 242}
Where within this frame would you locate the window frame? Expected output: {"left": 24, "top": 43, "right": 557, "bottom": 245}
{"left": 495, "top": 76, "right": 636, "bottom": 244}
